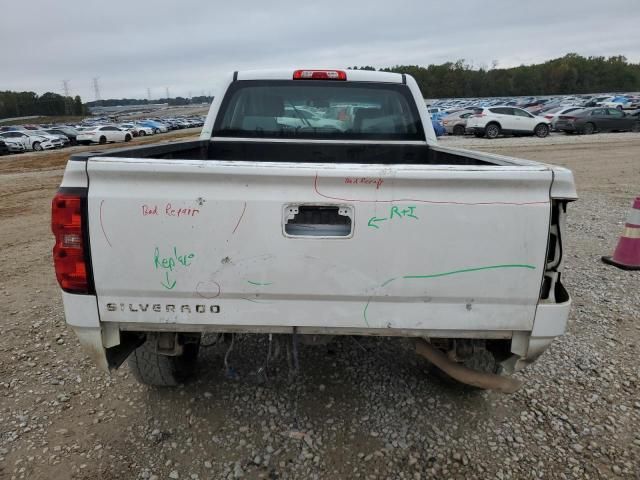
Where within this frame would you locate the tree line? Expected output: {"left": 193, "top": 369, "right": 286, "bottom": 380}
{"left": 354, "top": 54, "right": 640, "bottom": 98}
{"left": 2, "top": 54, "right": 637, "bottom": 119}
{"left": 0, "top": 91, "right": 85, "bottom": 119}
{"left": 85, "top": 96, "right": 213, "bottom": 108}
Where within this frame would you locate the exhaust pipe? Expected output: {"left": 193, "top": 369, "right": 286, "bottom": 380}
{"left": 415, "top": 339, "right": 523, "bottom": 394}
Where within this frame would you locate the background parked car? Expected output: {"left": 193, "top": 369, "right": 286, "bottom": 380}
{"left": 137, "top": 120, "right": 168, "bottom": 134}
{"left": 466, "top": 106, "right": 550, "bottom": 139}
{"left": 76, "top": 125, "right": 133, "bottom": 145}
{"left": 441, "top": 109, "right": 475, "bottom": 135}
{"left": 45, "top": 127, "right": 80, "bottom": 145}
{"left": 555, "top": 107, "right": 640, "bottom": 134}
{"left": 601, "top": 96, "right": 633, "bottom": 110}
{"left": 0, "top": 131, "right": 56, "bottom": 151}
{"left": 0, "top": 140, "right": 9, "bottom": 156}
{"left": 132, "top": 123, "right": 156, "bottom": 136}
{"left": 32, "top": 130, "right": 68, "bottom": 147}
{"left": 0, "top": 136, "right": 27, "bottom": 153}
{"left": 431, "top": 118, "right": 446, "bottom": 136}
{"left": 540, "top": 106, "right": 585, "bottom": 130}
{"left": 119, "top": 123, "right": 152, "bottom": 136}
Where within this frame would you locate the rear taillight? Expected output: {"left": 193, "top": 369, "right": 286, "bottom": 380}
{"left": 52, "top": 192, "right": 90, "bottom": 293}
{"left": 544, "top": 115, "right": 554, "bottom": 119}
{"left": 293, "top": 69, "right": 347, "bottom": 80}
{"left": 560, "top": 116, "right": 576, "bottom": 121}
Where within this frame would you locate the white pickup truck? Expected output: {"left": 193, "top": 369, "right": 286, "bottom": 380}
{"left": 52, "top": 69, "right": 576, "bottom": 389}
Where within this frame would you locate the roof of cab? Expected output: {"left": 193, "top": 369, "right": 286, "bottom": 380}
{"left": 235, "top": 69, "right": 405, "bottom": 83}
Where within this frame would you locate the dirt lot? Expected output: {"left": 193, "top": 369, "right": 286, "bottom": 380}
{"left": 1, "top": 132, "right": 639, "bottom": 479}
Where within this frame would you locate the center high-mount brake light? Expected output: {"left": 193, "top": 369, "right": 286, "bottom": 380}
{"left": 293, "top": 69, "right": 347, "bottom": 81}
{"left": 52, "top": 192, "right": 90, "bottom": 293}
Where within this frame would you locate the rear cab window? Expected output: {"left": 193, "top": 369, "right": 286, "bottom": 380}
{"left": 213, "top": 80, "right": 425, "bottom": 141}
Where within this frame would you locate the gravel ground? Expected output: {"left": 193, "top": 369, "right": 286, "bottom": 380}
{"left": 1, "top": 132, "right": 639, "bottom": 479}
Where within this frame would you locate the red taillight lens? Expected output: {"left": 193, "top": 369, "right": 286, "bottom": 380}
{"left": 52, "top": 192, "right": 89, "bottom": 293}
{"left": 544, "top": 115, "right": 554, "bottom": 119}
{"left": 293, "top": 69, "right": 347, "bottom": 80}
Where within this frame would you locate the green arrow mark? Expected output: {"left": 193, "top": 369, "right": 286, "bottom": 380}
{"left": 367, "top": 216, "right": 387, "bottom": 229}
{"left": 161, "top": 271, "right": 176, "bottom": 290}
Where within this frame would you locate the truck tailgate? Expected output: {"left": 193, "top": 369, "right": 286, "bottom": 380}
{"left": 87, "top": 158, "right": 552, "bottom": 333}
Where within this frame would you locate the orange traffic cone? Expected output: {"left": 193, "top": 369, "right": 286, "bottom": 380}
{"left": 602, "top": 197, "right": 640, "bottom": 270}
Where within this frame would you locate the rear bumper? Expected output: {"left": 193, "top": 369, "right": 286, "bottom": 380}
{"left": 62, "top": 289, "right": 571, "bottom": 374}
{"left": 507, "top": 282, "right": 571, "bottom": 371}
{"left": 556, "top": 123, "right": 578, "bottom": 132}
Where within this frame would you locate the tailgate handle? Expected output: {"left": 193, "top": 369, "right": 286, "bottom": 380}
{"left": 284, "top": 205, "right": 353, "bottom": 238}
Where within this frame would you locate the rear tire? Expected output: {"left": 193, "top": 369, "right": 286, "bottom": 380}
{"left": 128, "top": 338, "right": 200, "bottom": 387}
{"left": 583, "top": 122, "right": 595, "bottom": 135}
{"left": 534, "top": 123, "right": 549, "bottom": 138}
{"left": 139, "top": 130, "right": 146, "bottom": 137}
{"left": 453, "top": 124, "right": 466, "bottom": 136}
{"left": 32, "top": 141, "right": 42, "bottom": 151}
{"left": 485, "top": 123, "right": 500, "bottom": 139}
{"left": 632, "top": 122, "right": 640, "bottom": 133}
{"left": 125, "top": 134, "right": 132, "bottom": 142}
{"left": 99, "top": 136, "right": 107, "bottom": 144}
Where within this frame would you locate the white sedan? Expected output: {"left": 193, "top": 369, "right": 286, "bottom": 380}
{"left": 0, "top": 131, "right": 58, "bottom": 151}
{"left": 120, "top": 123, "right": 154, "bottom": 136}
{"left": 32, "top": 130, "right": 70, "bottom": 147}
{"left": 76, "top": 125, "right": 133, "bottom": 145}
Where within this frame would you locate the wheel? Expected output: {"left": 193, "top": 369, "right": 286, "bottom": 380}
{"left": 99, "top": 136, "right": 107, "bottom": 144}
{"left": 139, "top": 130, "right": 146, "bottom": 137}
{"left": 632, "top": 122, "right": 640, "bottom": 133}
{"left": 534, "top": 123, "right": 549, "bottom": 138}
{"left": 32, "top": 141, "right": 43, "bottom": 151}
{"left": 125, "top": 134, "right": 132, "bottom": 142}
{"left": 453, "top": 124, "right": 466, "bottom": 136}
{"left": 617, "top": 105, "right": 623, "bottom": 110}
{"left": 485, "top": 123, "right": 500, "bottom": 139}
{"left": 583, "top": 122, "right": 595, "bottom": 135}
{"left": 154, "top": 128, "right": 160, "bottom": 134}
{"left": 128, "top": 338, "right": 200, "bottom": 386}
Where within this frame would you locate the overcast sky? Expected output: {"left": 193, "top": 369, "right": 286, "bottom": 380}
{"left": 2, "top": 0, "right": 639, "bottom": 100}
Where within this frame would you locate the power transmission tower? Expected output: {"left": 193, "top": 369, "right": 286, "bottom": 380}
{"left": 93, "top": 77, "right": 101, "bottom": 102}
{"left": 165, "top": 87, "right": 170, "bottom": 100}
{"left": 62, "top": 80, "right": 72, "bottom": 115}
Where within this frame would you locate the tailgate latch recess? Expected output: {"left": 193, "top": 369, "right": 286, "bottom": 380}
{"left": 283, "top": 204, "right": 353, "bottom": 238}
